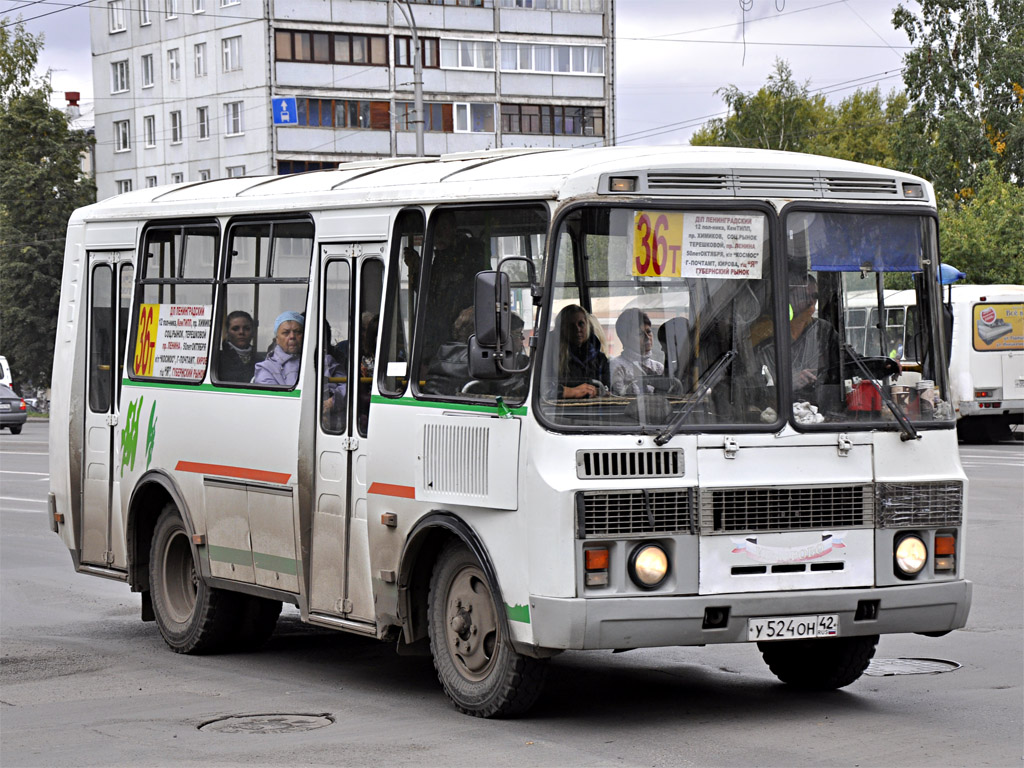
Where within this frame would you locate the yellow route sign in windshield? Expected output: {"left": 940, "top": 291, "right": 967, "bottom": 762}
{"left": 632, "top": 211, "right": 683, "bottom": 277}
{"left": 631, "top": 210, "right": 765, "bottom": 280}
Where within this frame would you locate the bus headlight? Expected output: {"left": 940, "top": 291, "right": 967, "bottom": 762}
{"left": 894, "top": 534, "right": 927, "bottom": 577}
{"left": 628, "top": 543, "right": 669, "bottom": 589}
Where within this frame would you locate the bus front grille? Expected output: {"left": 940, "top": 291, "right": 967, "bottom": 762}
{"left": 875, "top": 482, "right": 963, "bottom": 527}
{"left": 577, "top": 489, "right": 695, "bottom": 538}
{"left": 699, "top": 485, "right": 873, "bottom": 534}
{"left": 576, "top": 449, "right": 684, "bottom": 479}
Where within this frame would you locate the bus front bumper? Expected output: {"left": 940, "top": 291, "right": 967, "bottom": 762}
{"left": 526, "top": 580, "right": 972, "bottom": 651}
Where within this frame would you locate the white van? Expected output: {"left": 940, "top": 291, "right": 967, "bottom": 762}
{"left": 847, "top": 285, "right": 1024, "bottom": 442}
{"left": 0, "top": 356, "right": 12, "bottom": 389}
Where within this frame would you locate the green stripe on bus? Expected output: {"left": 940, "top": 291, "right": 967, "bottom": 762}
{"left": 370, "top": 395, "right": 527, "bottom": 416}
{"left": 506, "top": 603, "right": 531, "bottom": 624}
{"left": 208, "top": 545, "right": 253, "bottom": 567}
{"left": 122, "top": 379, "right": 301, "bottom": 397}
{"left": 253, "top": 552, "right": 299, "bottom": 576}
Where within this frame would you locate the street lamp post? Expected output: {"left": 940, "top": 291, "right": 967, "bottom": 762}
{"left": 394, "top": 0, "right": 424, "bottom": 157}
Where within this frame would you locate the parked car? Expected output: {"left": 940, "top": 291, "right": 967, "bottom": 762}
{"left": 0, "top": 384, "right": 28, "bottom": 434}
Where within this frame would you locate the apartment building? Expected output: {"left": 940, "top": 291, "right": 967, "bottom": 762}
{"left": 91, "top": 0, "right": 615, "bottom": 200}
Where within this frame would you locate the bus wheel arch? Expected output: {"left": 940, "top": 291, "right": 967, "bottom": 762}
{"left": 126, "top": 471, "right": 195, "bottom": 596}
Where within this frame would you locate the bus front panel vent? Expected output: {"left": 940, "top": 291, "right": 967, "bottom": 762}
{"left": 577, "top": 449, "right": 684, "bottom": 479}
{"left": 823, "top": 175, "right": 900, "bottom": 198}
{"left": 876, "top": 482, "right": 963, "bottom": 528}
{"left": 699, "top": 484, "right": 873, "bottom": 534}
{"left": 577, "top": 489, "right": 695, "bottom": 538}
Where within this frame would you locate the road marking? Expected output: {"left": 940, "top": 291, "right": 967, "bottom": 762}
{"left": 0, "top": 496, "right": 47, "bottom": 504}
{"left": 0, "top": 470, "right": 49, "bottom": 477}
{"left": 0, "top": 451, "right": 50, "bottom": 456}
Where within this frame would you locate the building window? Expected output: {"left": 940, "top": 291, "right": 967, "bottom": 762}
{"left": 141, "top": 54, "right": 154, "bottom": 87}
{"left": 222, "top": 36, "right": 241, "bottom": 71}
{"left": 294, "top": 98, "right": 390, "bottom": 129}
{"left": 274, "top": 30, "right": 387, "bottom": 65}
{"left": 454, "top": 103, "right": 494, "bottom": 133}
{"left": 497, "top": 0, "right": 606, "bottom": 10}
{"left": 500, "top": 42, "right": 604, "bottom": 74}
{"left": 226, "top": 165, "right": 246, "bottom": 178}
{"left": 197, "top": 106, "right": 210, "bottom": 139}
{"left": 108, "top": 0, "right": 126, "bottom": 32}
{"left": 140, "top": 0, "right": 151, "bottom": 25}
{"left": 144, "top": 115, "right": 156, "bottom": 147}
{"left": 395, "top": 101, "right": 451, "bottom": 132}
{"left": 168, "top": 48, "right": 181, "bottom": 81}
{"left": 440, "top": 39, "right": 494, "bottom": 70}
{"left": 198, "top": 169, "right": 211, "bottom": 181}
{"left": 395, "top": 36, "right": 440, "bottom": 68}
{"left": 193, "top": 0, "right": 205, "bottom": 11}
{"left": 500, "top": 104, "right": 604, "bottom": 136}
{"left": 146, "top": 176, "right": 158, "bottom": 187}
{"left": 165, "top": 0, "right": 178, "bottom": 18}
{"left": 110, "top": 60, "right": 129, "bottom": 93}
{"left": 225, "top": 101, "right": 243, "bottom": 135}
{"left": 171, "top": 172, "right": 184, "bottom": 184}
{"left": 114, "top": 120, "right": 131, "bottom": 151}
{"left": 194, "top": 42, "right": 207, "bottom": 76}
{"left": 170, "top": 111, "right": 183, "bottom": 143}
{"left": 116, "top": 179, "right": 133, "bottom": 195}
{"left": 221, "top": 0, "right": 239, "bottom": 5}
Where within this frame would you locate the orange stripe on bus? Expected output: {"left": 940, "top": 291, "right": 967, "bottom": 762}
{"left": 175, "top": 461, "right": 291, "bottom": 485}
{"left": 368, "top": 482, "right": 416, "bottom": 499}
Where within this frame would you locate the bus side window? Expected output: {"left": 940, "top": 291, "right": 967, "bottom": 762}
{"left": 379, "top": 208, "right": 424, "bottom": 396}
{"left": 357, "top": 260, "right": 383, "bottom": 436}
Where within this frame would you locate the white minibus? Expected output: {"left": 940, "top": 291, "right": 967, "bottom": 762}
{"left": 49, "top": 146, "right": 971, "bottom": 716}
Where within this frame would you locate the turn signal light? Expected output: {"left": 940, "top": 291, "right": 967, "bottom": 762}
{"left": 584, "top": 547, "right": 609, "bottom": 587}
{"left": 934, "top": 534, "right": 956, "bottom": 555}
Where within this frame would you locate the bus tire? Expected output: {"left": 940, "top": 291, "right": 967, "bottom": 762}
{"left": 233, "top": 596, "right": 282, "bottom": 651}
{"left": 758, "top": 634, "right": 878, "bottom": 690}
{"left": 427, "top": 541, "right": 547, "bottom": 718}
{"left": 149, "top": 504, "right": 239, "bottom": 654}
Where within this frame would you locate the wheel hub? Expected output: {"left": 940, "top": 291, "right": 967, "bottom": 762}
{"left": 445, "top": 567, "right": 498, "bottom": 681}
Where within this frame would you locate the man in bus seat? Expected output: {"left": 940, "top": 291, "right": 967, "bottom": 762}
{"left": 253, "top": 311, "right": 304, "bottom": 387}
{"left": 610, "top": 308, "right": 664, "bottom": 395}
{"left": 755, "top": 273, "right": 841, "bottom": 411}
{"left": 218, "top": 310, "right": 256, "bottom": 382}
{"left": 657, "top": 317, "right": 692, "bottom": 382}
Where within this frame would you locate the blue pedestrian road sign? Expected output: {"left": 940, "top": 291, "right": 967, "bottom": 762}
{"left": 272, "top": 97, "right": 298, "bottom": 125}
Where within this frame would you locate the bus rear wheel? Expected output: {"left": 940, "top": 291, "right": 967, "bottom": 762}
{"left": 758, "top": 634, "right": 878, "bottom": 690}
{"left": 427, "top": 541, "right": 547, "bottom": 717}
{"left": 149, "top": 504, "right": 238, "bottom": 654}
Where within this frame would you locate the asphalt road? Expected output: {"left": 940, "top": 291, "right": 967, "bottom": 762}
{"left": 2, "top": 420, "right": 1021, "bottom": 767}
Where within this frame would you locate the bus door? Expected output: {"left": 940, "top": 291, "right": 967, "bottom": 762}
{"left": 309, "top": 245, "right": 385, "bottom": 624}
{"left": 82, "top": 252, "right": 134, "bottom": 568}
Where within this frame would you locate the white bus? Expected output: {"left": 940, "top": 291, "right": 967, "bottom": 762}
{"left": 49, "top": 147, "right": 971, "bottom": 717}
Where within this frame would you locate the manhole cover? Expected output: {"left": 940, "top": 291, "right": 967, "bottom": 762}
{"left": 199, "top": 713, "right": 334, "bottom": 734}
{"left": 864, "top": 658, "right": 961, "bottom": 676}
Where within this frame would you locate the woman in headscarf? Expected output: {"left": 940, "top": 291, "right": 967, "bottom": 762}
{"left": 253, "top": 311, "right": 304, "bottom": 386}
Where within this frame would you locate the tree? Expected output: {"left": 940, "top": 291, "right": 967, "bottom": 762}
{"left": 892, "top": 0, "right": 1024, "bottom": 200}
{"left": 938, "top": 163, "right": 1024, "bottom": 284}
{"left": 806, "top": 87, "right": 910, "bottom": 169}
{"left": 690, "top": 59, "right": 829, "bottom": 152}
{"left": 0, "top": 20, "right": 96, "bottom": 390}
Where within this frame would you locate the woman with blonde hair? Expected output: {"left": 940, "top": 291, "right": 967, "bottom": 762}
{"left": 553, "top": 304, "right": 609, "bottom": 399}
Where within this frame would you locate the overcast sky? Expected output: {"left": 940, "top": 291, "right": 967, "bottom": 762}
{"left": 3, "top": 0, "right": 915, "bottom": 143}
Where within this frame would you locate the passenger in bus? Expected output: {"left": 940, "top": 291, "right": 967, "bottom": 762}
{"left": 551, "top": 304, "right": 610, "bottom": 399}
{"left": 657, "top": 317, "right": 693, "bottom": 382}
{"left": 423, "top": 307, "right": 475, "bottom": 396}
{"left": 610, "top": 308, "right": 664, "bottom": 395}
{"left": 218, "top": 310, "right": 256, "bottom": 382}
{"left": 253, "top": 311, "right": 304, "bottom": 386}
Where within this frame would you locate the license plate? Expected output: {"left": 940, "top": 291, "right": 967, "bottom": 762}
{"left": 747, "top": 614, "right": 839, "bottom": 641}
{"left": 0, "top": 403, "right": 10, "bottom": 411}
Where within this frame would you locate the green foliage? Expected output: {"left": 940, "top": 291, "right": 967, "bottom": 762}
{"left": 806, "top": 88, "right": 910, "bottom": 169}
{"left": 0, "top": 21, "right": 95, "bottom": 389}
{"left": 938, "top": 164, "right": 1024, "bottom": 285}
{"left": 690, "top": 59, "right": 829, "bottom": 151}
{"left": 892, "top": 0, "right": 1024, "bottom": 200}
{"left": 0, "top": 19, "right": 43, "bottom": 103}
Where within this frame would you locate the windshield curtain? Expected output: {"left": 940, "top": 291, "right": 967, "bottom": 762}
{"left": 537, "top": 205, "right": 777, "bottom": 432}
{"left": 781, "top": 209, "right": 951, "bottom": 428}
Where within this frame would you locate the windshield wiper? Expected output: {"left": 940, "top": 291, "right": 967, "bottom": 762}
{"left": 843, "top": 344, "right": 920, "bottom": 442}
{"left": 654, "top": 351, "right": 736, "bottom": 446}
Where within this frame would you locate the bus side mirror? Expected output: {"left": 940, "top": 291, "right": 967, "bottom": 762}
{"left": 469, "top": 271, "right": 513, "bottom": 379}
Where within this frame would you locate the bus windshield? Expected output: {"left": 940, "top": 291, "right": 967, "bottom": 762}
{"left": 536, "top": 205, "right": 951, "bottom": 432}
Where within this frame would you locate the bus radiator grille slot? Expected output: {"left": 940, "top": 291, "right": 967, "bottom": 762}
{"left": 699, "top": 485, "right": 872, "bottom": 534}
{"left": 421, "top": 423, "right": 489, "bottom": 498}
{"left": 875, "top": 482, "right": 963, "bottom": 528}
{"left": 576, "top": 449, "right": 684, "bottom": 479}
{"left": 577, "top": 489, "right": 694, "bottom": 538}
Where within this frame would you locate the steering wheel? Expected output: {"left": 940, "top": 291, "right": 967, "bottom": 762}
{"left": 642, "top": 375, "right": 685, "bottom": 395}
{"left": 461, "top": 380, "right": 486, "bottom": 394}
{"left": 588, "top": 379, "right": 610, "bottom": 397}
{"left": 840, "top": 354, "right": 901, "bottom": 380}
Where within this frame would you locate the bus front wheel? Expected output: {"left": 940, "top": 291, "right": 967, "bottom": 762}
{"left": 149, "top": 504, "right": 238, "bottom": 654}
{"left": 758, "top": 634, "right": 878, "bottom": 690}
{"left": 427, "top": 541, "right": 547, "bottom": 717}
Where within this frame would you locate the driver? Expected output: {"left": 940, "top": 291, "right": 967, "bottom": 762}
{"left": 553, "top": 304, "right": 609, "bottom": 399}
{"left": 610, "top": 308, "right": 664, "bottom": 395}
